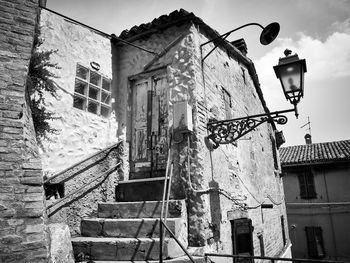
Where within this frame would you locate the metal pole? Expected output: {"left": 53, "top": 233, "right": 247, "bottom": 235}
{"left": 159, "top": 148, "right": 172, "bottom": 262}
{"left": 159, "top": 221, "right": 163, "bottom": 263}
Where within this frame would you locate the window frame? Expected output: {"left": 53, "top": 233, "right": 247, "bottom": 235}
{"left": 305, "top": 226, "right": 326, "bottom": 259}
{"left": 73, "top": 64, "right": 112, "bottom": 118}
{"left": 298, "top": 168, "right": 317, "bottom": 199}
{"left": 231, "top": 218, "right": 254, "bottom": 262}
{"left": 281, "top": 215, "right": 287, "bottom": 246}
{"left": 221, "top": 86, "right": 232, "bottom": 119}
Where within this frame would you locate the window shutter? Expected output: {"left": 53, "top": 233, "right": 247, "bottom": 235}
{"left": 314, "top": 227, "right": 326, "bottom": 258}
{"left": 305, "top": 227, "right": 317, "bottom": 258}
{"left": 306, "top": 170, "right": 317, "bottom": 198}
{"left": 298, "top": 174, "right": 308, "bottom": 198}
{"left": 305, "top": 227, "right": 326, "bottom": 258}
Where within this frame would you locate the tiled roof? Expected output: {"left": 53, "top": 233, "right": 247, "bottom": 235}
{"left": 119, "top": 9, "right": 201, "bottom": 40}
{"left": 279, "top": 140, "right": 350, "bottom": 166}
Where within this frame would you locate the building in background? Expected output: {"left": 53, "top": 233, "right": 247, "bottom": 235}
{"left": 280, "top": 136, "right": 350, "bottom": 261}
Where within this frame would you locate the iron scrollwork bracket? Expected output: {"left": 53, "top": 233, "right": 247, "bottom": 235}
{"left": 206, "top": 109, "right": 295, "bottom": 149}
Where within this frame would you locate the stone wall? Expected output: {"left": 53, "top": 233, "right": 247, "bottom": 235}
{"left": 38, "top": 10, "right": 118, "bottom": 177}
{"left": 188, "top": 25, "right": 289, "bottom": 256}
{"left": 47, "top": 142, "right": 124, "bottom": 236}
{"left": 114, "top": 23, "right": 194, "bottom": 180}
{"left": 115, "top": 20, "right": 289, "bottom": 257}
{"left": 0, "top": 0, "right": 49, "bottom": 262}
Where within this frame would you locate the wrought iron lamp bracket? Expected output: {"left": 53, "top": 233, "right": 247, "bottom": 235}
{"left": 206, "top": 108, "right": 295, "bottom": 149}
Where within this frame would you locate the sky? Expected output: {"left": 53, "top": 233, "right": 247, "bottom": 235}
{"left": 47, "top": 0, "right": 350, "bottom": 146}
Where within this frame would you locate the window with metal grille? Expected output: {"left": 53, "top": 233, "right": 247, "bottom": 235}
{"left": 73, "top": 64, "right": 112, "bottom": 117}
{"left": 305, "top": 226, "right": 326, "bottom": 259}
{"left": 298, "top": 168, "right": 316, "bottom": 199}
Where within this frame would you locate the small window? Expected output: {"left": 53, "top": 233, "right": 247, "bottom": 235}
{"left": 73, "top": 64, "right": 112, "bottom": 117}
{"left": 74, "top": 79, "right": 87, "bottom": 95}
{"left": 87, "top": 100, "right": 98, "bottom": 114}
{"left": 298, "top": 168, "right": 316, "bottom": 199}
{"left": 221, "top": 87, "right": 232, "bottom": 119}
{"left": 90, "top": 71, "right": 101, "bottom": 86}
{"left": 305, "top": 227, "right": 326, "bottom": 259}
{"left": 102, "top": 78, "right": 111, "bottom": 91}
{"left": 88, "top": 86, "right": 99, "bottom": 100}
{"left": 101, "top": 91, "right": 111, "bottom": 105}
{"left": 76, "top": 64, "right": 88, "bottom": 80}
{"left": 231, "top": 218, "right": 254, "bottom": 262}
{"left": 73, "top": 96, "right": 85, "bottom": 110}
{"left": 281, "top": 216, "right": 286, "bottom": 246}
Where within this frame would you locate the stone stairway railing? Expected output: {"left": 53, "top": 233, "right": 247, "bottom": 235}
{"left": 45, "top": 141, "right": 124, "bottom": 235}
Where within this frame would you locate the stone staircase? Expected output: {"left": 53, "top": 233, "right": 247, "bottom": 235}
{"left": 71, "top": 178, "right": 200, "bottom": 262}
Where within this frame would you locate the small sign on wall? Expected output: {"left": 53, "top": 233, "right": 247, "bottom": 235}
{"left": 173, "top": 101, "right": 193, "bottom": 132}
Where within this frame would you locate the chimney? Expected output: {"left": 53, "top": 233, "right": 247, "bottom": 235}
{"left": 39, "top": 0, "right": 47, "bottom": 7}
{"left": 304, "top": 133, "right": 312, "bottom": 144}
{"left": 231, "top": 38, "right": 248, "bottom": 56}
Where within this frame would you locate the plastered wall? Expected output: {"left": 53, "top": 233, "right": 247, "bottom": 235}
{"left": 39, "top": 10, "right": 118, "bottom": 177}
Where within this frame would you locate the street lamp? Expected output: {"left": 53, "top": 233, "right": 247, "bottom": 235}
{"left": 206, "top": 49, "right": 307, "bottom": 149}
{"left": 274, "top": 49, "right": 307, "bottom": 118}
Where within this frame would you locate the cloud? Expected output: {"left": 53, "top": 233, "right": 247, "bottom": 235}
{"left": 255, "top": 26, "right": 350, "bottom": 107}
{"left": 255, "top": 24, "right": 350, "bottom": 145}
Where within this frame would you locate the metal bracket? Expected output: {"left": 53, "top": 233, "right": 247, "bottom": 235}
{"left": 206, "top": 108, "right": 295, "bottom": 149}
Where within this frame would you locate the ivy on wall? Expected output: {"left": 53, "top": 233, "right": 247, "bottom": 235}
{"left": 26, "top": 26, "right": 60, "bottom": 144}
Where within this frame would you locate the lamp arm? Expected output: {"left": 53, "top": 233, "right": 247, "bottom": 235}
{"left": 206, "top": 108, "right": 295, "bottom": 149}
{"left": 201, "top": 23, "right": 264, "bottom": 62}
{"left": 201, "top": 23, "right": 264, "bottom": 47}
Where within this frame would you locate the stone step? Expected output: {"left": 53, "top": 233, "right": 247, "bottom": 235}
{"left": 72, "top": 237, "right": 185, "bottom": 261}
{"left": 77, "top": 255, "right": 205, "bottom": 263}
{"left": 81, "top": 218, "right": 184, "bottom": 238}
{"left": 116, "top": 177, "right": 174, "bottom": 202}
{"left": 98, "top": 200, "right": 185, "bottom": 219}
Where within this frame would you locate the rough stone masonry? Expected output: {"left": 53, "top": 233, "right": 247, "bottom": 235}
{"left": 0, "top": 0, "right": 49, "bottom": 262}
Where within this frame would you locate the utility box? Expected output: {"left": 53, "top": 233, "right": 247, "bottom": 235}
{"left": 173, "top": 101, "right": 193, "bottom": 132}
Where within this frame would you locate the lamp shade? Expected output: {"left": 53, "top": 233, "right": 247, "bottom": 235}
{"left": 274, "top": 53, "right": 307, "bottom": 105}
{"left": 260, "top": 22, "right": 280, "bottom": 45}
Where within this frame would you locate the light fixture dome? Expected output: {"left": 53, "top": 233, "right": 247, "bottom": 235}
{"left": 260, "top": 22, "right": 280, "bottom": 45}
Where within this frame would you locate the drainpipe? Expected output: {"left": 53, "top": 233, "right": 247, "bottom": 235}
{"left": 322, "top": 167, "right": 338, "bottom": 259}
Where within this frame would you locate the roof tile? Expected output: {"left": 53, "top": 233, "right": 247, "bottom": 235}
{"left": 280, "top": 140, "right": 350, "bottom": 165}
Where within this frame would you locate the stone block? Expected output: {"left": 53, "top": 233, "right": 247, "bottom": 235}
{"left": 2, "top": 110, "right": 22, "bottom": 119}
{"left": 71, "top": 237, "right": 177, "bottom": 261}
{"left": 0, "top": 234, "right": 23, "bottom": 245}
{"left": 98, "top": 200, "right": 184, "bottom": 219}
{"left": 20, "top": 176, "right": 42, "bottom": 186}
{"left": 25, "top": 224, "right": 44, "bottom": 233}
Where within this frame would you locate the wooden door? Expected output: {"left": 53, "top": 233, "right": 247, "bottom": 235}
{"left": 130, "top": 75, "right": 168, "bottom": 178}
{"left": 231, "top": 218, "right": 254, "bottom": 263}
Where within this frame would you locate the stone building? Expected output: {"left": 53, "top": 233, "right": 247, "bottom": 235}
{"left": 280, "top": 137, "right": 350, "bottom": 261}
{"left": 1, "top": 2, "right": 292, "bottom": 262}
